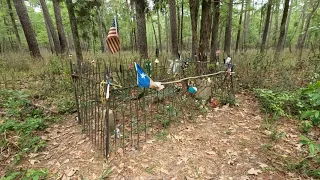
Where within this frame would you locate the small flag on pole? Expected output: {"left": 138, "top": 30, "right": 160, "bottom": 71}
{"left": 135, "top": 63, "right": 164, "bottom": 91}
{"left": 106, "top": 17, "right": 120, "bottom": 54}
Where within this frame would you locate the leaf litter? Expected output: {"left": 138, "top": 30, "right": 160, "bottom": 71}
{"left": 13, "top": 94, "right": 309, "bottom": 179}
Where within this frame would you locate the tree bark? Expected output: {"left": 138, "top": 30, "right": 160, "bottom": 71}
{"left": 40, "top": 0, "right": 61, "bottom": 54}
{"left": 260, "top": 0, "right": 272, "bottom": 53}
{"left": 66, "top": 0, "right": 83, "bottom": 63}
{"left": 297, "top": 0, "right": 320, "bottom": 62}
{"left": 274, "top": 0, "right": 290, "bottom": 60}
{"left": 97, "top": 8, "right": 106, "bottom": 52}
{"left": 44, "top": 18, "right": 54, "bottom": 54}
{"left": 177, "top": 5, "right": 180, "bottom": 49}
{"left": 242, "top": 0, "right": 251, "bottom": 51}
{"left": 199, "top": 0, "right": 212, "bottom": 61}
{"left": 210, "top": 0, "right": 220, "bottom": 63}
{"left": 273, "top": 0, "right": 280, "bottom": 46}
{"left": 235, "top": 0, "right": 244, "bottom": 53}
{"left": 151, "top": 20, "right": 158, "bottom": 49}
{"left": 165, "top": 10, "right": 169, "bottom": 53}
{"left": 13, "top": 0, "right": 41, "bottom": 58}
{"left": 283, "top": 0, "right": 293, "bottom": 48}
{"left": 157, "top": 9, "right": 162, "bottom": 53}
{"left": 189, "top": 0, "right": 199, "bottom": 60}
{"left": 169, "top": 0, "right": 179, "bottom": 58}
{"left": 296, "top": 3, "right": 306, "bottom": 50}
{"left": 7, "top": 0, "right": 22, "bottom": 51}
{"left": 180, "top": 0, "right": 184, "bottom": 50}
{"left": 53, "top": 0, "right": 68, "bottom": 53}
{"left": 135, "top": 0, "right": 148, "bottom": 59}
{"left": 224, "top": 0, "right": 233, "bottom": 56}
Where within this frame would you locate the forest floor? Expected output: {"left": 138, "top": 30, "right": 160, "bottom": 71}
{"left": 14, "top": 92, "right": 309, "bottom": 180}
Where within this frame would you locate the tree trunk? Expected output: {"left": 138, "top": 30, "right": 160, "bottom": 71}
{"left": 199, "top": 0, "right": 212, "bottom": 61}
{"left": 274, "top": 0, "right": 290, "bottom": 60}
{"left": 135, "top": 0, "right": 148, "bottom": 59}
{"left": 13, "top": 0, "right": 41, "bottom": 58}
{"left": 157, "top": 9, "right": 162, "bottom": 53}
{"left": 297, "top": 1, "right": 320, "bottom": 62}
{"left": 53, "top": 0, "right": 68, "bottom": 53}
{"left": 169, "top": 0, "right": 179, "bottom": 58}
{"left": 66, "top": 0, "right": 83, "bottom": 63}
{"left": 189, "top": 0, "right": 200, "bottom": 60}
{"left": 97, "top": 8, "right": 105, "bottom": 52}
{"left": 44, "top": 18, "right": 54, "bottom": 54}
{"left": 7, "top": 0, "right": 22, "bottom": 51}
{"left": 40, "top": 0, "right": 61, "bottom": 54}
{"left": 296, "top": 3, "right": 306, "bottom": 50}
{"left": 210, "top": 0, "right": 220, "bottom": 63}
{"left": 273, "top": 0, "right": 280, "bottom": 46}
{"left": 242, "top": 0, "right": 251, "bottom": 51}
{"left": 180, "top": 0, "right": 184, "bottom": 50}
{"left": 260, "top": 0, "right": 272, "bottom": 53}
{"left": 224, "top": 0, "right": 233, "bottom": 56}
{"left": 283, "top": 0, "right": 293, "bottom": 49}
{"left": 235, "top": 0, "right": 244, "bottom": 53}
{"left": 151, "top": 20, "right": 158, "bottom": 49}
{"left": 177, "top": 5, "right": 180, "bottom": 49}
{"left": 165, "top": 10, "right": 169, "bottom": 53}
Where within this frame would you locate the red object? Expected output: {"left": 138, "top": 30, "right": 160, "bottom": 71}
{"left": 106, "top": 17, "right": 120, "bottom": 54}
{"left": 210, "top": 98, "right": 218, "bottom": 108}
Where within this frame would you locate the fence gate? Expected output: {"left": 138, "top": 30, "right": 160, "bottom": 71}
{"left": 70, "top": 58, "right": 235, "bottom": 157}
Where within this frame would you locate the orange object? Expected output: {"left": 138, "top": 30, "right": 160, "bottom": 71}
{"left": 210, "top": 98, "right": 219, "bottom": 108}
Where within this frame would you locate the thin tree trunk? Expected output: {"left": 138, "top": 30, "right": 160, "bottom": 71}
{"left": 177, "top": 5, "right": 180, "bottom": 49}
{"left": 97, "top": 8, "right": 105, "bottom": 52}
{"left": 296, "top": 2, "right": 306, "bottom": 50}
{"left": 66, "top": 0, "right": 83, "bottom": 63}
{"left": 283, "top": 0, "right": 293, "bottom": 49}
{"left": 45, "top": 18, "right": 54, "bottom": 54}
{"left": 40, "top": 0, "right": 61, "bottom": 54}
{"left": 189, "top": 0, "right": 199, "bottom": 59}
{"left": 151, "top": 20, "right": 158, "bottom": 49}
{"left": 242, "top": 0, "right": 251, "bottom": 51}
{"left": 165, "top": 10, "right": 169, "bottom": 53}
{"left": 224, "top": 0, "right": 233, "bottom": 56}
{"left": 273, "top": 0, "right": 280, "bottom": 46}
{"left": 180, "top": 0, "right": 184, "bottom": 51}
{"left": 274, "top": 0, "right": 290, "bottom": 60}
{"left": 169, "top": 0, "right": 179, "bottom": 58}
{"left": 199, "top": 0, "right": 212, "bottom": 61}
{"left": 235, "top": 0, "right": 244, "bottom": 53}
{"left": 13, "top": 0, "right": 41, "bottom": 58}
{"left": 53, "top": 0, "right": 68, "bottom": 53}
{"left": 297, "top": 1, "right": 320, "bottom": 62}
{"left": 135, "top": 0, "right": 148, "bottom": 59}
{"left": 260, "top": 0, "right": 272, "bottom": 53}
{"left": 157, "top": 9, "right": 162, "bottom": 53}
{"left": 210, "top": 0, "right": 220, "bottom": 63}
{"left": 7, "top": 0, "right": 22, "bottom": 51}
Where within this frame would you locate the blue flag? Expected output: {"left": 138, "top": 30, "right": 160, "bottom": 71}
{"left": 135, "top": 63, "right": 164, "bottom": 91}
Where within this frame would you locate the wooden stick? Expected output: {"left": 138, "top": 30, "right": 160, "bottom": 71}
{"left": 160, "top": 71, "right": 235, "bottom": 85}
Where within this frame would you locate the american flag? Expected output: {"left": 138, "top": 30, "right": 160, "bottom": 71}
{"left": 106, "top": 17, "right": 120, "bottom": 54}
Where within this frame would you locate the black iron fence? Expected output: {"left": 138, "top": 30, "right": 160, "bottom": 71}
{"left": 70, "top": 57, "right": 235, "bottom": 157}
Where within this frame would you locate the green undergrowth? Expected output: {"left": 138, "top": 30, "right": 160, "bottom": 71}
{"left": 0, "top": 89, "right": 60, "bottom": 178}
{"left": 255, "top": 80, "right": 320, "bottom": 178}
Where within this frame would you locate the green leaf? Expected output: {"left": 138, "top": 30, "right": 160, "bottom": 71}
{"left": 309, "top": 144, "right": 315, "bottom": 156}
{"left": 315, "top": 111, "right": 320, "bottom": 119}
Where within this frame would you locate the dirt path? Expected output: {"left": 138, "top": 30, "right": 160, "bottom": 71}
{"left": 19, "top": 94, "right": 307, "bottom": 179}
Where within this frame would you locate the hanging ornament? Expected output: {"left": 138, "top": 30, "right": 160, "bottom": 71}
{"left": 188, "top": 86, "right": 197, "bottom": 94}
{"left": 155, "top": 59, "right": 159, "bottom": 64}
